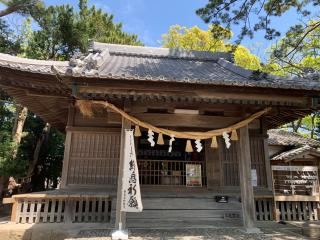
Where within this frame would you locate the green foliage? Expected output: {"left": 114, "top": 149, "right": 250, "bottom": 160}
{"left": 269, "top": 20, "right": 320, "bottom": 76}
{"left": 0, "top": 0, "right": 44, "bottom": 18}
{"left": 196, "top": 1, "right": 320, "bottom": 66}
{"left": 0, "top": 91, "right": 16, "bottom": 177}
{"left": 162, "top": 24, "right": 262, "bottom": 71}
{"left": 162, "top": 25, "right": 232, "bottom": 52}
{"left": 24, "top": 0, "right": 142, "bottom": 60}
{"left": 0, "top": 0, "right": 143, "bottom": 190}
{"left": 0, "top": 19, "right": 21, "bottom": 54}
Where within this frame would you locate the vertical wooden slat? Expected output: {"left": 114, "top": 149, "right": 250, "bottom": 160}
{"left": 280, "top": 202, "right": 286, "bottom": 221}
{"left": 97, "top": 198, "right": 103, "bottom": 222}
{"left": 28, "top": 201, "right": 35, "bottom": 223}
{"left": 303, "top": 202, "right": 308, "bottom": 220}
{"left": 21, "top": 199, "right": 29, "bottom": 224}
{"left": 308, "top": 201, "right": 313, "bottom": 221}
{"left": 56, "top": 199, "right": 63, "bottom": 222}
{"left": 49, "top": 200, "right": 56, "bottom": 223}
{"left": 42, "top": 199, "right": 49, "bottom": 223}
{"left": 297, "top": 201, "right": 303, "bottom": 221}
{"left": 92, "top": 199, "right": 96, "bottom": 222}
{"left": 34, "top": 200, "right": 42, "bottom": 223}
{"left": 287, "top": 202, "right": 292, "bottom": 221}
{"left": 313, "top": 202, "right": 318, "bottom": 220}
{"left": 263, "top": 199, "right": 269, "bottom": 220}
{"left": 84, "top": 198, "right": 90, "bottom": 222}
{"left": 292, "top": 202, "right": 297, "bottom": 221}
{"left": 258, "top": 200, "right": 263, "bottom": 220}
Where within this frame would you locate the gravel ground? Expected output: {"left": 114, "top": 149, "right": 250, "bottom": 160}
{"left": 66, "top": 228, "right": 309, "bottom": 240}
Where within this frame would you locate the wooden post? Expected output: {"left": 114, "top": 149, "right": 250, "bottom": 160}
{"left": 60, "top": 103, "right": 75, "bottom": 189}
{"left": 115, "top": 117, "right": 131, "bottom": 230}
{"left": 239, "top": 125, "right": 259, "bottom": 232}
{"left": 11, "top": 200, "right": 17, "bottom": 222}
{"left": 60, "top": 131, "right": 72, "bottom": 188}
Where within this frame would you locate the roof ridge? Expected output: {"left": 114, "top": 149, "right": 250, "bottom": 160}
{"left": 92, "top": 41, "right": 234, "bottom": 62}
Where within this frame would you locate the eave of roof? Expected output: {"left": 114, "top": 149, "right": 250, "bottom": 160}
{"left": 268, "top": 129, "right": 320, "bottom": 148}
{"left": 271, "top": 145, "right": 320, "bottom": 161}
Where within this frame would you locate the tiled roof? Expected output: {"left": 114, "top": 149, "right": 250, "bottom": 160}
{"left": 271, "top": 145, "right": 320, "bottom": 161}
{"left": 0, "top": 53, "right": 68, "bottom": 74}
{"left": 268, "top": 129, "right": 320, "bottom": 147}
{"left": 1, "top": 42, "right": 320, "bottom": 91}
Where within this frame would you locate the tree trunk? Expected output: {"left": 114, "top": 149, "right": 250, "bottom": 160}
{"left": 11, "top": 105, "right": 28, "bottom": 159}
{"left": 292, "top": 118, "right": 302, "bottom": 133}
{"left": 27, "top": 123, "right": 51, "bottom": 191}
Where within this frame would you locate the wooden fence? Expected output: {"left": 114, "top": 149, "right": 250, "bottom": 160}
{"left": 11, "top": 195, "right": 112, "bottom": 224}
{"left": 275, "top": 201, "right": 319, "bottom": 221}
{"left": 255, "top": 197, "right": 274, "bottom": 221}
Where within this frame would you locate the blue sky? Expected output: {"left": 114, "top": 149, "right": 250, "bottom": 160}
{"left": 0, "top": 0, "right": 314, "bottom": 61}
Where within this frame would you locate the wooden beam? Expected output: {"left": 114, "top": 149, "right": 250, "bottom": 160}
{"left": 115, "top": 118, "right": 131, "bottom": 230}
{"left": 239, "top": 126, "right": 258, "bottom": 231}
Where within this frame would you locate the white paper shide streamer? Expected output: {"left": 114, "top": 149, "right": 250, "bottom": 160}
{"left": 222, "top": 132, "right": 231, "bottom": 149}
{"left": 147, "top": 129, "right": 155, "bottom": 147}
{"left": 121, "top": 130, "right": 143, "bottom": 212}
{"left": 168, "top": 135, "right": 175, "bottom": 152}
{"left": 195, "top": 139, "right": 203, "bottom": 152}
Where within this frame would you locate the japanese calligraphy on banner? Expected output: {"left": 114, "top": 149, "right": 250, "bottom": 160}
{"left": 121, "top": 129, "right": 143, "bottom": 212}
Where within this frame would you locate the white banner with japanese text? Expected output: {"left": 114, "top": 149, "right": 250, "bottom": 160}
{"left": 120, "top": 129, "right": 143, "bottom": 212}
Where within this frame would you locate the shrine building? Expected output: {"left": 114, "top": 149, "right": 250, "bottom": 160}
{"left": 1, "top": 42, "right": 320, "bottom": 228}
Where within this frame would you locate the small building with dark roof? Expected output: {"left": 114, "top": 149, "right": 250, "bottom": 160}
{"left": 268, "top": 129, "right": 320, "bottom": 220}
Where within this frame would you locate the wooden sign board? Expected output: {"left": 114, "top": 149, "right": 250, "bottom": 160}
{"left": 272, "top": 165, "right": 319, "bottom": 196}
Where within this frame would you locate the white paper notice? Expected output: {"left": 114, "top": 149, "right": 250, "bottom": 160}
{"left": 251, "top": 169, "right": 257, "bottom": 187}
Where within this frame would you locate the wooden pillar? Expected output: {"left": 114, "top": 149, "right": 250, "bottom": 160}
{"left": 60, "top": 103, "right": 75, "bottom": 189}
{"left": 205, "top": 140, "right": 221, "bottom": 189}
{"left": 239, "top": 125, "right": 258, "bottom": 231}
{"left": 262, "top": 118, "right": 273, "bottom": 191}
{"left": 115, "top": 117, "right": 131, "bottom": 230}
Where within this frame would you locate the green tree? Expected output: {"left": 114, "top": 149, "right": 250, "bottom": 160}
{"left": 196, "top": 0, "right": 320, "bottom": 65}
{"left": 162, "top": 25, "right": 262, "bottom": 71}
{"left": 25, "top": 0, "right": 142, "bottom": 60}
{"left": 0, "top": 0, "right": 43, "bottom": 18}
{"left": 0, "top": 0, "right": 143, "bottom": 193}
{"left": 268, "top": 20, "right": 320, "bottom": 77}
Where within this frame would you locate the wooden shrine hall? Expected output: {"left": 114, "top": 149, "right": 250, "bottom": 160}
{"left": 0, "top": 42, "right": 320, "bottom": 229}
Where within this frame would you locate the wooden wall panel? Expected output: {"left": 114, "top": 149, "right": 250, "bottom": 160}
{"left": 250, "top": 137, "right": 267, "bottom": 187}
{"left": 219, "top": 140, "right": 240, "bottom": 186}
{"left": 66, "top": 131, "right": 121, "bottom": 186}
{"left": 219, "top": 134, "right": 268, "bottom": 188}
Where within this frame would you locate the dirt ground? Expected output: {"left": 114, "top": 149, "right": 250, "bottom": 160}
{"left": 0, "top": 221, "right": 319, "bottom": 240}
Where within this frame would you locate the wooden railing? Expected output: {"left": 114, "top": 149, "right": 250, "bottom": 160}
{"left": 275, "top": 201, "right": 319, "bottom": 221}
{"left": 10, "top": 194, "right": 112, "bottom": 224}
{"left": 255, "top": 197, "right": 274, "bottom": 221}
{"left": 137, "top": 159, "right": 206, "bottom": 186}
